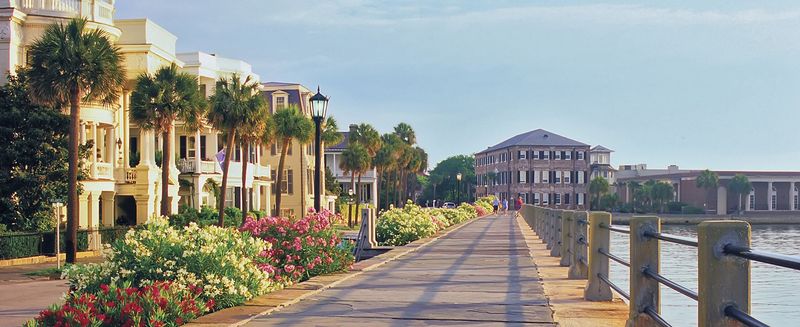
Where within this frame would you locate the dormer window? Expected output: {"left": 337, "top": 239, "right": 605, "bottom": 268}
{"left": 276, "top": 97, "right": 286, "bottom": 110}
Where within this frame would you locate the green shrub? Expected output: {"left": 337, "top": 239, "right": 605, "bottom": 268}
{"left": 64, "top": 216, "right": 274, "bottom": 310}
{"left": 377, "top": 202, "right": 438, "bottom": 246}
{"left": 170, "top": 205, "right": 241, "bottom": 228}
{"left": 41, "top": 230, "right": 89, "bottom": 254}
{"left": 0, "top": 232, "right": 41, "bottom": 259}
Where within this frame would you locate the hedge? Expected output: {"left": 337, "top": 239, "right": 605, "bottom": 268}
{"left": 0, "top": 232, "right": 42, "bottom": 259}
{"left": 1, "top": 226, "right": 134, "bottom": 259}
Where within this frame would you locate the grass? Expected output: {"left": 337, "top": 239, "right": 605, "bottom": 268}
{"left": 24, "top": 265, "right": 68, "bottom": 277}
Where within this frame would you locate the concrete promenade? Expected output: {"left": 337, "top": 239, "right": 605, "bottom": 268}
{"left": 248, "top": 214, "right": 556, "bottom": 326}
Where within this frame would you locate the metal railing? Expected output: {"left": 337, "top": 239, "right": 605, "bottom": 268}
{"left": 520, "top": 204, "right": 799, "bottom": 327}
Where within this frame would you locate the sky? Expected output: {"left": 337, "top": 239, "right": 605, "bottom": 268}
{"left": 115, "top": 0, "right": 800, "bottom": 171}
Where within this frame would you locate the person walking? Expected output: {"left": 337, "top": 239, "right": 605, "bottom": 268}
{"left": 502, "top": 198, "right": 509, "bottom": 216}
{"left": 492, "top": 197, "right": 499, "bottom": 214}
{"left": 515, "top": 196, "right": 523, "bottom": 216}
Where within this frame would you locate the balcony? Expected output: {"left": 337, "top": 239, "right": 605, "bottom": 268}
{"left": 92, "top": 162, "right": 113, "bottom": 180}
{"left": 178, "top": 159, "right": 221, "bottom": 174}
{"left": 14, "top": 0, "right": 115, "bottom": 25}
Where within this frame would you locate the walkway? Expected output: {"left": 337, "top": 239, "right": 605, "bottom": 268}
{"left": 248, "top": 215, "right": 555, "bottom": 326}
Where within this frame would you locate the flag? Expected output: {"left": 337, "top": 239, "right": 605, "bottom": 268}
{"left": 215, "top": 148, "right": 225, "bottom": 171}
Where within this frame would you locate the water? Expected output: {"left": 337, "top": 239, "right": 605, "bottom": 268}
{"left": 609, "top": 224, "right": 800, "bottom": 327}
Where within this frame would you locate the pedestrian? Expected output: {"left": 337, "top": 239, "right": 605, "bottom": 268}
{"left": 492, "top": 197, "right": 499, "bottom": 214}
{"left": 515, "top": 196, "right": 523, "bottom": 217}
{"left": 503, "top": 198, "right": 509, "bottom": 215}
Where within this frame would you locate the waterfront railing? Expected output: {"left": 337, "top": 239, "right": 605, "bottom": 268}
{"left": 520, "top": 205, "right": 800, "bottom": 327}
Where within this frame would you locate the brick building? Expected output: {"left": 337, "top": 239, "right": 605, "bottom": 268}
{"left": 475, "top": 129, "right": 591, "bottom": 209}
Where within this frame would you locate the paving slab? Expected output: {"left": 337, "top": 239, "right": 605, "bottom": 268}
{"left": 246, "top": 215, "right": 555, "bottom": 326}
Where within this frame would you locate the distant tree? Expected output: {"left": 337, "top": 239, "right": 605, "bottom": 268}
{"left": 589, "top": 176, "right": 610, "bottom": 210}
{"left": 651, "top": 181, "right": 675, "bottom": 213}
{"left": 728, "top": 174, "right": 752, "bottom": 215}
{"left": 27, "top": 18, "right": 126, "bottom": 263}
{"left": 421, "top": 155, "right": 475, "bottom": 203}
{"left": 340, "top": 143, "right": 370, "bottom": 226}
{"left": 696, "top": 169, "right": 719, "bottom": 212}
{"left": 324, "top": 166, "right": 341, "bottom": 196}
{"left": 376, "top": 133, "right": 402, "bottom": 210}
{"left": 321, "top": 117, "right": 343, "bottom": 146}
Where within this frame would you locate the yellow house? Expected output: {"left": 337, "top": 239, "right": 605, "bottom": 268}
{"left": 0, "top": 1, "right": 272, "bottom": 239}
{"left": 260, "top": 82, "right": 336, "bottom": 217}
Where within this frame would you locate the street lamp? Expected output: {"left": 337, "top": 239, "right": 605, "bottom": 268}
{"left": 347, "top": 188, "right": 355, "bottom": 227}
{"left": 310, "top": 86, "right": 329, "bottom": 212}
{"left": 456, "top": 173, "right": 462, "bottom": 204}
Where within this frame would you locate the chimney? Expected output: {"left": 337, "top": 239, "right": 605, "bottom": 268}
{"left": 349, "top": 124, "right": 357, "bottom": 134}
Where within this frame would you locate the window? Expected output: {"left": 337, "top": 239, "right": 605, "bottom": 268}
{"left": 749, "top": 193, "right": 755, "bottom": 211}
{"left": 518, "top": 150, "right": 526, "bottom": 160}
{"left": 276, "top": 97, "right": 286, "bottom": 110}
{"left": 554, "top": 151, "right": 561, "bottom": 160}
{"left": 564, "top": 171, "right": 571, "bottom": 184}
{"left": 518, "top": 171, "right": 527, "bottom": 184}
{"left": 577, "top": 193, "right": 584, "bottom": 205}
{"left": 577, "top": 171, "right": 585, "bottom": 184}
{"left": 555, "top": 193, "right": 561, "bottom": 205}
{"left": 533, "top": 151, "right": 540, "bottom": 160}
{"left": 554, "top": 171, "right": 561, "bottom": 184}
{"left": 542, "top": 151, "right": 549, "bottom": 160}
{"left": 565, "top": 151, "right": 572, "bottom": 160}
{"left": 533, "top": 170, "right": 540, "bottom": 183}
{"left": 577, "top": 151, "right": 585, "bottom": 160}
{"left": 542, "top": 170, "right": 549, "bottom": 183}
{"left": 224, "top": 187, "right": 235, "bottom": 208}
{"left": 200, "top": 136, "right": 207, "bottom": 159}
{"left": 273, "top": 169, "right": 294, "bottom": 194}
{"left": 187, "top": 136, "right": 196, "bottom": 159}
{"left": 534, "top": 193, "right": 540, "bottom": 204}
{"left": 771, "top": 194, "right": 777, "bottom": 210}
{"left": 542, "top": 193, "right": 549, "bottom": 205}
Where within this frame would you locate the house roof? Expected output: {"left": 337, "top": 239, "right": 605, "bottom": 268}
{"left": 325, "top": 132, "right": 350, "bottom": 152}
{"left": 591, "top": 145, "right": 613, "bottom": 152}
{"left": 478, "top": 129, "right": 589, "bottom": 154}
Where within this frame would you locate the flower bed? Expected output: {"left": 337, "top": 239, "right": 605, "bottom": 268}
{"left": 377, "top": 201, "right": 480, "bottom": 246}
{"left": 63, "top": 217, "right": 273, "bottom": 310}
{"left": 240, "top": 209, "right": 355, "bottom": 285}
{"left": 27, "top": 281, "right": 210, "bottom": 327}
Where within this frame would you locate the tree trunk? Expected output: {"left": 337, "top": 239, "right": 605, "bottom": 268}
{"left": 394, "top": 170, "right": 401, "bottom": 207}
{"left": 161, "top": 128, "right": 171, "bottom": 216}
{"left": 356, "top": 172, "right": 363, "bottom": 225}
{"left": 349, "top": 170, "right": 355, "bottom": 227}
{"left": 738, "top": 194, "right": 743, "bottom": 215}
{"left": 274, "top": 138, "right": 290, "bottom": 216}
{"left": 218, "top": 132, "right": 235, "bottom": 226}
{"left": 66, "top": 93, "right": 80, "bottom": 264}
{"left": 241, "top": 142, "right": 250, "bottom": 215}
{"left": 375, "top": 168, "right": 382, "bottom": 211}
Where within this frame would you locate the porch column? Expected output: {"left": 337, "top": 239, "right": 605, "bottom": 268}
{"left": 91, "top": 122, "right": 98, "bottom": 177}
{"left": 139, "top": 129, "right": 156, "bottom": 167}
{"left": 79, "top": 192, "right": 90, "bottom": 229}
{"left": 745, "top": 191, "right": 753, "bottom": 212}
{"left": 101, "top": 191, "right": 115, "bottom": 227}
{"left": 168, "top": 124, "right": 177, "bottom": 172}
{"left": 194, "top": 130, "right": 202, "bottom": 173}
{"left": 106, "top": 126, "right": 115, "bottom": 165}
{"left": 372, "top": 176, "right": 378, "bottom": 208}
{"left": 134, "top": 195, "right": 155, "bottom": 224}
{"left": 80, "top": 122, "right": 87, "bottom": 145}
{"left": 193, "top": 176, "right": 202, "bottom": 209}
{"left": 252, "top": 183, "right": 261, "bottom": 212}
{"left": 123, "top": 90, "right": 130, "bottom": 168}
{"left": 716, "top": 186, "right": 727, "bottom": 215}
{"left": 768, "top": 181, "right": 774, "bottom": 211}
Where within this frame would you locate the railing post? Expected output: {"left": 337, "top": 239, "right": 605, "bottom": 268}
{"left": 545, "top": 209, "right": 553, "bottom": 249}
{"left": 627, "top": 216, "right": 661, "bottom": 327}
{"left": 568, "top": 211, "right": 589, "bottom": 279}
{"left": 698, "top": 221, "right": 750, "bottom": 327}
{"left": 550, "top": 210, "right": 562, "bottom": 257}
{"left": 560, "top": 210, "right": 572, "bottom": 266}
{"left": 585, "top": 211, "right": 612, "bottom": 301}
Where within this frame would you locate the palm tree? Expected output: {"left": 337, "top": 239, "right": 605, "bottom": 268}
{"left": 394, "top": 122, "right": 416, "bottom": 145}
{"left": 207, "top": 74, "right": 260, "bottom": 225}
{"left": 130, "top": 64, "right": 203, "bottom": 216}
{"left": 651, "top": 181, "right": 674, "bottom": 213}
{"left": 696, "top": 169, "right": 719, "bottom": 213}
{"left": 233, "top": 87, "right": 268, "bottom": 214}
{"left": 350, "top": 123, "right": 381, "bottom": 206}
{"left": 27, "top": 18, "right": 125, "bottom": 263}
{"left": 376, "top": 133, "right": 402, "bottom": 210}
{"left": 272, "top": 106, "right": 313, "bottom": 216}
{"left": 728, "top": 174, "right": 752, "bottom": 215}
{"left": 321, "top": 117, "right": 343, "bottom": 146}
{"left": 588, "top": 176, "right": 610, "bottom": 210}
{"left": 396, "top": 144, "right": 415, "bottom": 205}
{"left": 340, "top": 143, "right": 369, "bottom": 226}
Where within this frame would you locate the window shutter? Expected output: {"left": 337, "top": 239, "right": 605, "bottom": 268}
{"left": 200, "top": 136, "right": 207, "bottom": 159}
{"left": 234, "top": 187, "right": 241, "bottom": 209}
{"left": 179, "top": 136, "right": 187, "bottom": 159}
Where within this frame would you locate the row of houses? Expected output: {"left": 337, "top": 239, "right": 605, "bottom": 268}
{"left": 0, "top": 1, "right": 378, "bottom": 230}
{"left": 475, "top": 128, "right": 800, "bottom": 214}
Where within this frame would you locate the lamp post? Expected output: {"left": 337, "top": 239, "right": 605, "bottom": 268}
{"left": 309, "top": 87, "right": 329, "bottom": 213}
{"left": 456, "top": 173, "right": 462, "bottom": 204}
{"left": 347, "top": 188, "right": 355, "bottom": 227}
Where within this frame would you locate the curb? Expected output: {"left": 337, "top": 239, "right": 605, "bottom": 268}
{"left": 186, "top": 215, "right": 487, "bottom": 326}
{"left": 0, "top": 251, "right": 101, "bottom": 267}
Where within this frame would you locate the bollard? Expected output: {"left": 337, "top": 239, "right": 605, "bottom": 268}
{"left": 560, "top": 210, "right": 572, "bottom": 266}
{"left": 545, "top": 210, "right": 554, "bottom": 249}
{"left": 698, "top": 221, "right": 750, "bottom": 327}
{"left": 362, "top": 207, "right": 377, "bottom": 249}
{"left": 627, "top": 216, "right": 661, "bottom": 327}
{"left": 568, "top": 211, "right": 589, "bottom": 279}
{"left": 585, "top": 211, "right": 613, "bottom": 301}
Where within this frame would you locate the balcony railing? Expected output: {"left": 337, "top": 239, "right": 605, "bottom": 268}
{"left": 15, "top": 0, "right": 114, "bottom": 24}
{"left": 92, "top": 162, "right": 113, "bottom": 180}
{"left": 18, "top": 0, "right": 80, "bottom": 13}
